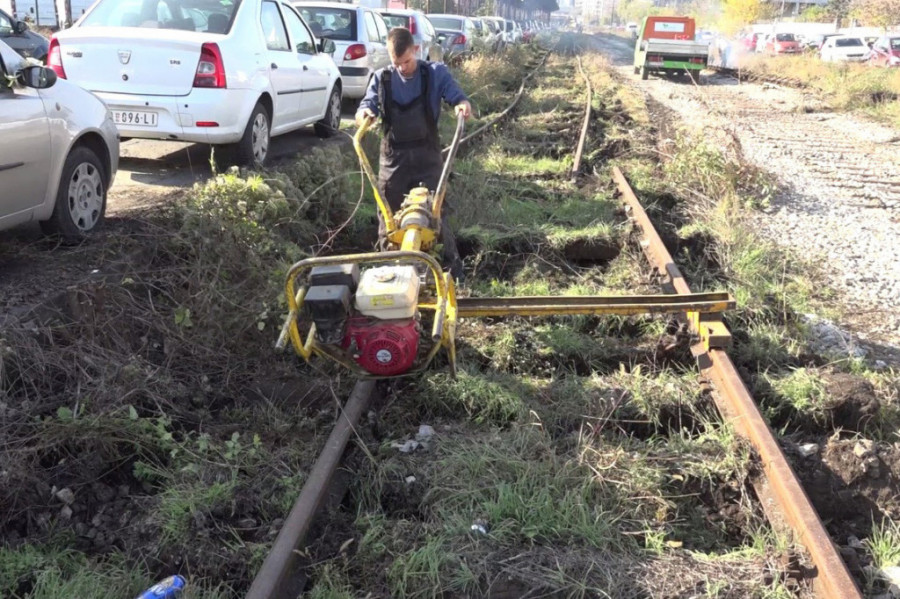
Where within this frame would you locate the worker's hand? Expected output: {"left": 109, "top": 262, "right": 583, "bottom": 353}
{"left": 454, "top": 101, "right": 472, "bottom": 120}
{"left": 355, "top": 108, "right": 375, "bottom": 128}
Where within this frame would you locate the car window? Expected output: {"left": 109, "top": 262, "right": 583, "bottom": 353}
{"left": 297, "top": 7, "right": 355, "bottom": 40}
{"left": 281, "top": 3, "right": 315, "bottom": 54}
{"left": 261, "top": 1, "right": 290, "bottom": 51}
{"left": 835, "top": 37, "right": 863, "bottom": 47}
{"left": 0, "top": 10, "right": 13, "bottom": 34}
{"left": 381, "top": 14, "right": 410, "bottom": 30}
{"left": 373, "top": 12, "right": 387, "bottom": 42}
{"left": 80, "top": 0, "right": 239, "bottom": 30}
{"left": 363, "top": 11, "right": 379, "bottom": 42}
{"left": 429, "top": 16, "right": 461, "bottom": 30}
{"left": 891, "top": 38, "right": 900, "bottom": 50}
{"left": 775, "top": 33, "right": 794, "bottom": 42}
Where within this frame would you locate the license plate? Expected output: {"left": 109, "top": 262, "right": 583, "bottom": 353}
{"left": 112, "top": 110, "right": 158, "bottom": 127}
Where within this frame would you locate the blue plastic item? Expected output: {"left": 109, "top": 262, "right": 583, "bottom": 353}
{"left": 135, "top": 575, "right": 186, "bottom": 599}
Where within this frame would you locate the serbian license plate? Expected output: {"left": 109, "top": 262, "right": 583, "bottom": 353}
{"left": 112, "top": 110, "right": 158, "bottom": 127}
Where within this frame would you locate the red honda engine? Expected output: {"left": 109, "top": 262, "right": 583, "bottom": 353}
{"left": 343, "top": 317, "right": 419, "bottom": 376}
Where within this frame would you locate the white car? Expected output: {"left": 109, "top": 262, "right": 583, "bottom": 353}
{"left": 820, "top": 35, "right": 869, "bottom": 62}
{"left": 376, "top": 8, "right": 442, "bottom": 62}
{"left": 0, "top": 39, "right": 119, "bottom": 241}
{"left": 49, "top": 0, "right": 343, "bottom": 166}
{"left": 294, "top": 2, "right": 390, "bottom": 100}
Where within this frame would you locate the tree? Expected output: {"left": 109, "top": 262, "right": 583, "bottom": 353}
{"left": 798, "top": 5, "right": 830, "bottom": 21}
{"left": 827, "top": 0, "right": 852, "bottom": 26}
{"left": 852, "top": 0, "right": 900, "bottom": 28}
{"left": 719, "top": 0, "right": 762, "bottom": 35}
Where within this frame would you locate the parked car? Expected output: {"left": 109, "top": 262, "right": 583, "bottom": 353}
{"left": 50, "top": 0, "right": 342, "bottom": 167}
{"left": 741, "top": 32, "right": 761, "bottom": 52}
{"left": 0, "top": 7, "right": 49, "bottom": 62}
{"left": 427, "top": 14, "right": 476, "bottom": 56}
{"left": 820, "top": 35, "right": 868, "bottom": 62}
{"left": 504, "top": 19, "right": 522, "bottom": 44}
{"left": 295, "top": 3, "right": 389, "bottom": 99}
{"left": 376, "top": 8, "right": 441, "bottom": 62}
{"left": 481, "top": 16, "right": 506, "bottom": 50}
{"left": 765, "top": 32, "right": 800, "bottom": 54}
{"left": 0, "top": 39, "right": 119, "bottom": 241}
{"left": 868, "top": 36, "right": 900, "bottom": 67}
{"left": 805, "top": 32, "right": 839, "bottom": 52}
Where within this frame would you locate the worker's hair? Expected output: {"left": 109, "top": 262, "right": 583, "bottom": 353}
{"left": 387, "top": 27, "right": 415, "bottom": 56}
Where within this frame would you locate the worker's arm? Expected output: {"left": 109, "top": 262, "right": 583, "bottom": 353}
{"left": 432, "top": 63, "right": 470, "bottom": 117}
{"left": 355, "top": 71, "right": 382, "bottom": 126}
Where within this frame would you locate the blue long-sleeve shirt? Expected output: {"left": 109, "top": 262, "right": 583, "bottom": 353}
{"left": 358, "top": 61, "right": 468, "bottom": 123}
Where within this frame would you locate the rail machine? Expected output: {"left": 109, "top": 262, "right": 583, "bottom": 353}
{"left": 277, "top": 113, "right": 734, "bottom": 378}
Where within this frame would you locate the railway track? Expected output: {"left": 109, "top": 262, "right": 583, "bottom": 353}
{"left": 248, "top": 43, "right": 864, "bottom": 599}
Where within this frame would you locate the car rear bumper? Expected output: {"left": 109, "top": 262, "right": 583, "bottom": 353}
{"left": 94, "top": 88, "right": 259, "bottom": 144}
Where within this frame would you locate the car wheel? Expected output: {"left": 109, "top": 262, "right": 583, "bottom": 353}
{"left": 640, "top": 65, "right": 648, "bottom": 80}
{"left": 235, "top": 102, "right": 270, "bottom": 167}
{"left": 40, "top": 145, "right": 107, "bottom": 243}
{"left": 315, "top": 85, "right": 342, "bottom": 138}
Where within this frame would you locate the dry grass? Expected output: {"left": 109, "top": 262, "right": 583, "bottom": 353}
{"left": 742, "top": 53, "right": 900, "bottom": 125}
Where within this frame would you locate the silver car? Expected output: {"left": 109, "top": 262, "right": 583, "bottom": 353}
{"left": 427, "top": 14, "right": 476, "bottom": 57}
{"left": 0, "top": 39, "right": 119, "bottom": 242}
{"left": 376, "top": 9, "right": 443, "bottom": 62}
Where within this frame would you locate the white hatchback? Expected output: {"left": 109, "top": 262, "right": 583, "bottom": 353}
{"left": 294, "top": 2, "right": 390, "bottom": 100}
{"left": 820, "top": 35, "right": 869, "bottom": 62}
{"left": 0, "top": 39, "right": 119, "bottom": 242}
{"left": 49, "top": 0, "right": 342, "bottom": 166}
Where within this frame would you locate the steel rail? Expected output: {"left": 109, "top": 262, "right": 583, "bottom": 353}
{"left": 457, "top": 292, "right": 733, "bottom": 318}
{"left": 612, "top": 165, "right": 862, "bottom": 599}
{"left": 251, "top": 49, "right": 557, "bottom": 599}
{"left": 571, "top": 53, "right": 592, "bottom": 178}
{"left": 246, "top": 380, "right": 376, "bottom": 599}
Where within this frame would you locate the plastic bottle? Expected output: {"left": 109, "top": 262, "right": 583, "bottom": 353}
{"left": 135, "top": 575, "right": 186, "bottom": 599}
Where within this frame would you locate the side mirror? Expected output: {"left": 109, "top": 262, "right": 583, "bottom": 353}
{"left": 14, "top": 20, "right": 28, "bottom": 34}
{"left": 17, "top": 65, "right": 57, "bottom": 89}
{"left": 317, "top": 38, "right": 335, "bottom": 54}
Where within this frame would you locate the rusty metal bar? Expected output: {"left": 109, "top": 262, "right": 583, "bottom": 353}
{"left": 246, "top": 380, "right": 376, "bottom": 599}
{"left": 457, "top": 292, "right": 733, "bottom": 318}
{"left": 571, "top": 54, "right": 592, "bottom": 178}
{"left": 612, "top": 166, "right": 862, "bottom": 599}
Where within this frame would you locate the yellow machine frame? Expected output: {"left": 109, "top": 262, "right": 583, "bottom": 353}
{"left": 277, "top": 114, "right": 735, "bottom": 379}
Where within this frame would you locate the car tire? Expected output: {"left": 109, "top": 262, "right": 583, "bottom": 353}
{"left": 315, "top": 85, "right": 342, "bottom": 138}
{"left": 633, "top": 65, "right": 639, "bottom": 74}
{"left": 235, "top": 102, "right": 270, "bottom": 167}
{"left": 640, "top": 65, "right": 648, "bottom": 80}
{"left": 40, "top": 145, "right": 107, "bottom": 243}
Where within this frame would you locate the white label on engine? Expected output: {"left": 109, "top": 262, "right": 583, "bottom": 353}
{"left": 376, "top": 349, "right": 393, "bottom": 364}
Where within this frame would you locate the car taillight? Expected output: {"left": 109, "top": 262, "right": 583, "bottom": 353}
{"left": 48, "top": 37, "right": 66, "bottom": 78}
{"left": 453, "top": 34, "right": 467, "bottom": 45}
{"left": 344, "top": 44, "right": 367, "bottom": 61}
{"left": 193, "top": 42, "right": 226, "bottom": 88}
{"left": 408, "top": 17, "right": 417, "bottom": 35}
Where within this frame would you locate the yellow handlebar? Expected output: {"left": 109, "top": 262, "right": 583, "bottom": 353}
{"left": 353, "top": 116, "right": 396, "bottom": 236}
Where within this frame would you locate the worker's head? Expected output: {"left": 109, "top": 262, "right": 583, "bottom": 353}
{"left": 387, "top": 27, "right": 420, "bottom": 78}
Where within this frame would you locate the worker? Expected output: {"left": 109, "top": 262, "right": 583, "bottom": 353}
{"left": 355, "top": 27, "right": 472, "bottom": 281}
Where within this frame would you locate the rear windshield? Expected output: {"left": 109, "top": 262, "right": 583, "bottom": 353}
{"left": 835, "top": 37, "right": 863, "bottom": 47}
{"left": 429, "top": 16, "right": 461, "bottom": 30}
{"left": 80, "top": 0, "right": 240, "bottom": 32}
{"left": 380, "top": 14, "right": 410, "bottom": 30}
{"left": 775, "top": 33, "right": 794, "bottom": 41}
{"left": 296, "top": 6, "right": 355, "bottom": 40}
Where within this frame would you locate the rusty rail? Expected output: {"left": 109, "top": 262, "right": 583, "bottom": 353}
{"left": 612, "top": 165, "right": 862, "bottom": 599}
{"left": 246, "top": 380, "right": 376, "bottom": 599}
{"left": 571, "top": 53, "right": 592, "bottom": 178}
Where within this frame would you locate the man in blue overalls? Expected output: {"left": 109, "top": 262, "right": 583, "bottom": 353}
{"left": 355, "top": 27, "right": 472, "bottom": 281}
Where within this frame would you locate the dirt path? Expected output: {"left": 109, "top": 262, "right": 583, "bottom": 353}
{"left": 589, "top": 33, "right": 900, "bottom": 355}
{"left": 0, "top": 122, "right": 352, "bottom": 323}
